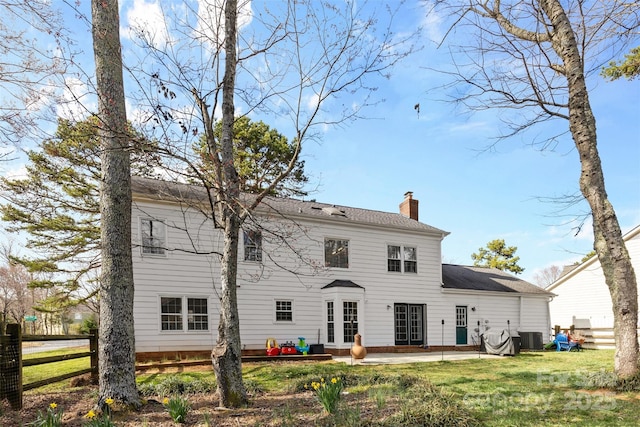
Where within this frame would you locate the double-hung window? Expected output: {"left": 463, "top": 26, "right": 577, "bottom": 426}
{"left": 275, "top": 300, "right": 293, "bottom": 322}
{"left": 404, "top": 247, "right": 417, "bottom": 273}
{"left": 244, "top": 230, "right": 262, "bottom": 262}
{"left": 141, "top": 218, "right": 166, "bottom": 255}
{"left": 387, "top": 245, "right": 417, "bottom": 273}
{"left": 160, "top": 296, "right": 208, "bottom": 331}
{"left": 325, "top": 238, "right": 349, "bottom": 268}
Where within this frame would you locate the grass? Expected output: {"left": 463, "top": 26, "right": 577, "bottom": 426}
{"left": 23, "top": 349, "right": 640, "bottom": 426}
{"left": 23, "top": 347, "right": 91, "bottom": 390}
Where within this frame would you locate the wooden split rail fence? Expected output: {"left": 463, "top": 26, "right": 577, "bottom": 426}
{"left": 0, "top": 324, "right": 98, "bottom": 410}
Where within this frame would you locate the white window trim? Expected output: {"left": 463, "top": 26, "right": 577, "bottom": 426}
{"left": 324, "top": 237, "right": 350, "bottom": 269}
{"left": 273, "top": 298, "right": 295, "bottom": 324}
{"left": 386, "top": 244, "right": 417, "bottom": 274}
{"left": 243, "top": 229, "right": 263, "bottom": 262}
{"left": 140, "top": 217, "right": 167, "bottom": 257}
{"left": 158, "top": 295, "right": 210, "bottom": 333}
{"left": 325, "top": 300, "right": 335, "bottom": 344}
{"left": 342, "top": 300, "right": 359, "bottom": 344}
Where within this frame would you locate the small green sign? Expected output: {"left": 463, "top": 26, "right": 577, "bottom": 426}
{"left": 24, "top": 315, "right": 37, "bottom": 322}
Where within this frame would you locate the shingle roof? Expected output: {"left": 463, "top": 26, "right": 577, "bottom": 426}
{"left": 131, "top": 176, "right": 448, "bottom": 235}
{"left": 442, "top": 264, "right": 553, "bottom": 295}
{"left": 321, "top": 280, "right": 364, "bottom": 289}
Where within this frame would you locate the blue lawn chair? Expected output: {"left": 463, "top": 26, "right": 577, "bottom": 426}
{"left": 554, "top": 333, "right": 580, "bottom": 351}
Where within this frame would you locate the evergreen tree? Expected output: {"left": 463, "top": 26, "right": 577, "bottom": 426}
{"left": 0, "top": 117, "right": 158, "bottom": 309}
{"left": 471, "top": 239, "right": 524, "bottom": 274}
{"left": 195, "top": 116, "right": 308, "bottom": 197}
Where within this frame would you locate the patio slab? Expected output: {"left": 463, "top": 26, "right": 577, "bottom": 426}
{"left": 333, "top": 351, "right": 504, "bottom": 365}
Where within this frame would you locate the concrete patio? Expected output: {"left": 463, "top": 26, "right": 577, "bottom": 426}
{"left": 333, "top": 351, "right": 505, "bottom": 365}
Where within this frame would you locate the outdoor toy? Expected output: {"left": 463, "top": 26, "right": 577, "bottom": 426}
{"left": 265, "top": 337, "right": 280, "bottom": 356}
{"left": 295, "top": 336, "right": 310, "bottom": 355}
{"left": 280, "top": 341, "right": 298, "bottom": 355}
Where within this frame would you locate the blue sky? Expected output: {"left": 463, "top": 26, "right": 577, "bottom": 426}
{"left": 1, "top": 0, "right": 639, "bottom": 284}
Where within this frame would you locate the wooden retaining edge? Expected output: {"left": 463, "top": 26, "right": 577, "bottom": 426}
{"left": 135, "top": 354, "right": 333, "bottom": 371}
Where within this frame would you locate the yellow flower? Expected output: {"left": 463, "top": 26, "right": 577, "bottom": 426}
{"left": 49, "top": 403, "right": 57, "bottom": 409}
{"left": 163, "top": 397, "right": 170, "bottom": 405}
{"left": 312, "top": 382, "right": 320, "bottom": 390}
{"left": 85, "top": 409, "right": 96, "bottom": 419}
{"left": 331, "top": 378, "right": 338, "bottom": 384}
{"left": 304, "top": 384, "right": 308, "bottom": 389}
{"left": 321, "top": 377, "right": 325, "bottom": 382}
{"left": 105, "top": 397, "right": 114, "bottom": 406}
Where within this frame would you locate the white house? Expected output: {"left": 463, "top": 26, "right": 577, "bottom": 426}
{"left": 130, "top": 177, "right": 552, "bottom": 356}
{"left": 546, "top": 225, "right": 640, "bottom": 349}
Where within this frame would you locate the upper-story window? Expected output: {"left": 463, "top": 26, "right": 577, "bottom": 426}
{"left": 141, "top": 218, "right": 166, "bottom": 255}
{"left": 244, "top": 230, "right": 262, "bottom": 262}
{"left": 325, "top": 238, "right": 349, "bottom": 268}
{"left": 387, "top": 245, "right": 417, "bottom": 273}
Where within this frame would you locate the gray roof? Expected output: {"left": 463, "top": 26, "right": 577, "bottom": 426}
{"left": 322, "top": 280, "right": 364, "bottom": 290}
{"left": 131, "top": 176, "right": 448, "bottom": 235}
{"left": 442, "top": 264, "right": 553, "bottom": 295}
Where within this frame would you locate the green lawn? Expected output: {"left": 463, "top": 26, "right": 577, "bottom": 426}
{"left": 24, "top": 349, "right": 640, "bottom": 426}
{"left": 23, "top": 347, "right": 92, "bottom": 390}
{"left": 239, "top": 350, "right": 638, "bottom": 426}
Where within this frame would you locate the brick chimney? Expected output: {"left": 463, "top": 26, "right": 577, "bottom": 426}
{"left": 399, "top": 191, "right": 419, "bottom": 221}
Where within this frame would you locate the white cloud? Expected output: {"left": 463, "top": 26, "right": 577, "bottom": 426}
{"left": 124, "top": 0, "right": 171, "bottom": 48}
{"left": 420, "top": 1, "right": 445, "bottom": 43}
{"left": 1, "top": 163, "right": 28, "bottom": 180}
{"left": 56, "top": 78, "right": 94, "bottom": 121}
{"left": 194, "top": 0, "right": 253, "bottom": 53}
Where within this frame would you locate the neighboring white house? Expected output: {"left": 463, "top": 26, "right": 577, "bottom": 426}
{"left": 130, "top": 177, "right": 552, "bottom": 355}
{"left": 546, "top": 224, "right": 640, "bottom": 349}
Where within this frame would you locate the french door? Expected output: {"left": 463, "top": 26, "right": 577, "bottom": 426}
{"left": 394, "top": 304, "right": 424, "bottom": 345}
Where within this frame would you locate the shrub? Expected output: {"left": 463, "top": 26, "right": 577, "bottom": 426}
{"left": 163, "top": 396, "right": 191, "bottom": 423}
{"left": 382, "top": 383, "right": 480, "bottom": 427}
{"left": 80, "top": 316, "right": 98, "bottom": 335}
{"left": 616, "top": 373, "right": 640, "bottom": 392}
{"left": 138, "top": 375, "right": 216, "bottom": 396}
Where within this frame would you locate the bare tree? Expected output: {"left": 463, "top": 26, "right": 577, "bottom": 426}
{"left": 0, "top": 1, "right": 71, "bottom": 148}
{"left": 434, "top": 0, "right": 639, "bottom": 377}
{"left": 91, "top": 0, "right": 140, "bottom": 408}
{"left": 126, "top": 0, "right": 416, "bottom": 407}
{"left": 533, "top": 265, "right": 562, "bottom": 287}
{"left": 0, "top": 242, "right": 46, "bottom": 334}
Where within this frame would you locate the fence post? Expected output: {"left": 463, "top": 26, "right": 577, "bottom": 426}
{"left": 0, "top": 327, "right": 5, "bottom": 401}
{"left": 5, "top": 324, "right": 22, "bottom": 410}
{"left": 90, "top": 328, "right": 99, "bottom": 383}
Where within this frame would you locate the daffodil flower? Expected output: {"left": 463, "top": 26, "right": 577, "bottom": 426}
{"left": 105, "top": 397, "right": 114, "bottom": 406}
{"left": 331, "top": 377, "right": 338, "bottom": 384}
{"left": 85, "top": 409, "right": 96, "bottom": 419}
{"left": 163, "top": 397, "right": 170, "bottom": 405}
{"left": 49, "top": 403, "right": 57, "bottom": 409}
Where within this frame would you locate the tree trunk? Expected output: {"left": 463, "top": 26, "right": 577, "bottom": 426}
{"left": 212, "top": 216, "right": 247, "bottom": 408}
{"left": 541, "top": 0, "right": 639, "bottom": 378}
{"left": 211, "top": 0, "right": 248, "bottom": 408}
{"left": 92, "top": 0, "right": 141, "bottom": 406}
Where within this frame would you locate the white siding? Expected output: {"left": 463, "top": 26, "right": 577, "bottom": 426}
{"left": 548, "top": 228, "right": 640, "bottom": 331}
{"left": 132, "top": 196, "right": 550, "bottom": 353}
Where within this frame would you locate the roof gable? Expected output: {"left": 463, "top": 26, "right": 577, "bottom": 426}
{"left": 545, "top": 223, "right": 640, "bottom": 292}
